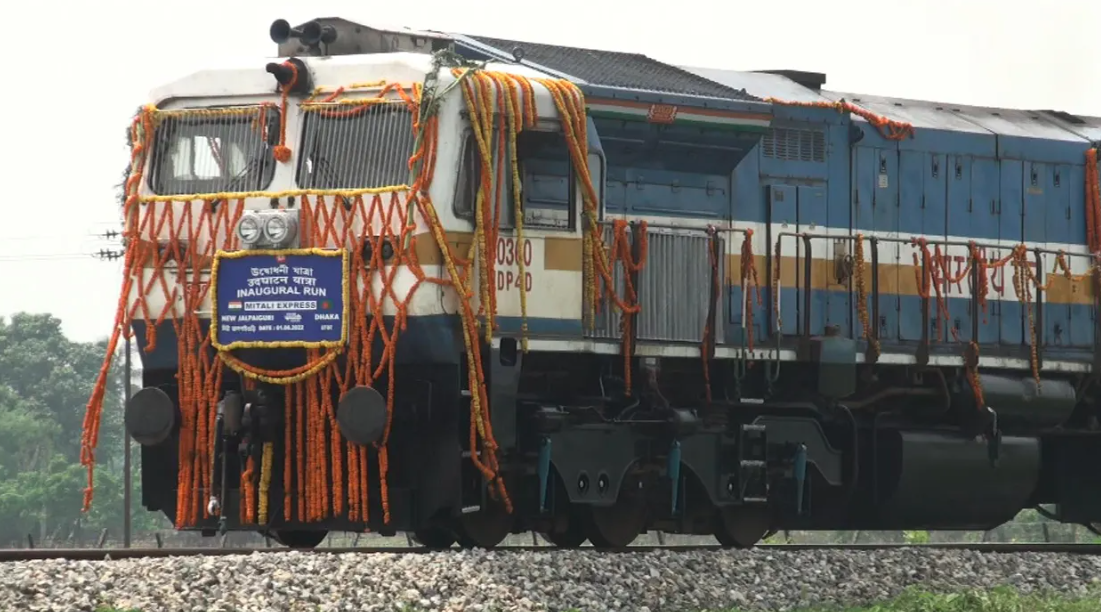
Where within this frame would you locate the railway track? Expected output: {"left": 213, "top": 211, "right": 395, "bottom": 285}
{"left": 2, "top": 542, "right": 1100, "bottom": 562}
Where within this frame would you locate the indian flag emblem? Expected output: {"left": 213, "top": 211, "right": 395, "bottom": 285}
{"left": 228, "top": 301, "right": 243, "bottom": 310}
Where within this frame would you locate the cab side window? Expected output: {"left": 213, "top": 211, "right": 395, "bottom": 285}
{"left": 454, "top": 130, "right": 575, "bottom": 230}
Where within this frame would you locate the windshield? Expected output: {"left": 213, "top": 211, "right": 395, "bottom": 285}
{"left": 297, "top": 102, "right": 416, "bottom": 190}
{"left": 148, "top": 105, "right": 279, "bottom": 195}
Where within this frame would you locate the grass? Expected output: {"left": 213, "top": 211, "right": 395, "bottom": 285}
{"left": 727, "top": 586, "right": 1100, "bottom": 612}
{"left": 91, "top": 587, "right": 1100, "bottom": 612}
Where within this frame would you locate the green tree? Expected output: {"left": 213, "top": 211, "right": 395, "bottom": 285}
{"left": 0, "top": 386, "right": 61, "bottom": 478}
{"left": 0, "top": 313, "right": 124, "bottom": 466}
{"left": 0, "top": 312, "right": 166, "bottom": 546}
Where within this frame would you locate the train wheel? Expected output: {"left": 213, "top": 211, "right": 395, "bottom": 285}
{"left": 270, "top": 529, "right": 328, "bottom": 550}
{"left": 456, "top": 501, "right": 514, "bottom": 550}
{"left": 542, "top": 514, "right": 587, "bottom": 548}
{"left": 412, "top": 527, "right": 456, "bottom": 550}
{"left": 714, "top": 505, "right": 771, "bottom": 548}
{"left": 543, "top": 506, "right": 590, "bottom": 550}
{"left": 586, "top": 485, "right": 646, "bottom": 549}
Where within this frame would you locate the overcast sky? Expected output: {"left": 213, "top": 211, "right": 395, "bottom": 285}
{"left": 1, "top": 0, "right": 1098, "bottom": 343}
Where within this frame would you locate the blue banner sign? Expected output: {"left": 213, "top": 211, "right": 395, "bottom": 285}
{"left": 211, "top": 248, "right": 349, "bottom": 350}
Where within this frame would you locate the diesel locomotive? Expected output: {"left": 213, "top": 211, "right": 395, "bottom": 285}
{"left": 81, "top": 16, "right": 1101, "bottom": 549}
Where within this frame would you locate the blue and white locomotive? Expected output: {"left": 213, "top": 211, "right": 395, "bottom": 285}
{"left": 106, "top": 16, "right": 1101, "bottom": 549}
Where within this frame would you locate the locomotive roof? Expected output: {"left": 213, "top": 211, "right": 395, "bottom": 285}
{"left": 147, "top": 53, "right": 555, "bottom": 107}
{"left": 459, "top": 34, "right": 759, "bottom": 102}
{"left": 181, "top": 16, "right": 1100, "bottom": 147}
{"left": 682, "top": 64, "right": 1101, "bottom": 145}
{"left": 276, "top": 18, "right": 763, "bottom": 106}
{"left": 275, "top": 18, "right": 1099, "bottom": 144}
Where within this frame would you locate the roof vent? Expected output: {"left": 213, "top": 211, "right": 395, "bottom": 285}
{"left": 1041, "top": 109, "right": 1087, "bottom": 125}
{"left": 754, "top": 70, "right": 827, "bottom": 92}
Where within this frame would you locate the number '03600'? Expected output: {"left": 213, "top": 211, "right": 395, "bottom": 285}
{"left": 495, "top": 237, "right": 533, "bottom": 267}
{"left": 495, "top": 238, "right": 534, "bottom": 292}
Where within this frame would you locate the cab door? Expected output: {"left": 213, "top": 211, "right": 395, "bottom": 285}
{"left": 852, "top": 145, "right": 899, "bottom": 345}
{"left": 492, "top": 126, "right": 592, "bottom": 340}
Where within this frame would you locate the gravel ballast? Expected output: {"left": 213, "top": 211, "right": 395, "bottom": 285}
{"left": 3, "top": 548, "right": 1101, "bottom": 612}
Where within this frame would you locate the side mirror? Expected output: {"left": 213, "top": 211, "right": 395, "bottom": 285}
{"left": 585, "top": 151, "right": 605, "bottom": 213}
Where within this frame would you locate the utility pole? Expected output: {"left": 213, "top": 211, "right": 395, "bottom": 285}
{"left": 123, "top": 332, "right": 132, "bottom": 549}
{"left": 94, "top": 235, "right": 130, "bottom": 547}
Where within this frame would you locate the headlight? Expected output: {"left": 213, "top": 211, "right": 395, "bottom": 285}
{"left": 237, "top": 214, "right": 262, "bottom": 245}
{"left": 263, "top": 214, "right": 297, "bottom": 246}
{"left": 234, "top": 210, "right": 299, "bottom": 250}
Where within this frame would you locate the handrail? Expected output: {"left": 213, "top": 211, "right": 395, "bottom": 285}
{"left": 767, "top": 230, "right": 1101, "bottom": 375}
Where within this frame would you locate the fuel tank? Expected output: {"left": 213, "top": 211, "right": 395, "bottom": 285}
{"left": 958, "top": 373, "right": 1077, "bottom": 430}
{"left": 868, "top": 430, "right": 1040, "bottom": 530}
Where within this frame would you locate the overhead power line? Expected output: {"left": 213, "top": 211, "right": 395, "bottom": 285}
{"left": 0, "top": 226, "right": 127, "bottom": 262}
{"left": 0, "top": 224, "right": 124, "bottom": 243}
{"left": 0, "top": 253, "right": 103, "bottom": 262}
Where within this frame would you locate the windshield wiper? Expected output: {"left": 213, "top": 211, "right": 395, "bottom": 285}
{"left": 307, "top": 154, "right": 353, "bottom": 190}
{"left": 206, "top": 156, "right": 264, "bottom": 212}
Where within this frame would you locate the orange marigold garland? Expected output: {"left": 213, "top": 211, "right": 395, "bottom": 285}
{"left": 272, "top": 61, "right": 299, "bottom": 162}
{"left": 763, "top": 96, "right": 914, "bottom": 141}
{"left": 1085, "top": 148, "right": 1099, "bottom": 253}
{"left": 740, "top": 229, "right": 762, "bottom": 352}
{"left": 296, "top": 379, "right": 306, "bottom": 521}
{"left": 284, "top": 387, "right": 294, "bottom": 522}
{"left": 79, "top": 108, "right": 155, "bottom": 512}
{"left": 606, "top": 218, "right": 648, "bottom": 395}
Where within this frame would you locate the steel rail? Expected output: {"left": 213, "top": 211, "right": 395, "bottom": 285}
{"left": 2, "top": 542, "right": 1100, "bottom": 562}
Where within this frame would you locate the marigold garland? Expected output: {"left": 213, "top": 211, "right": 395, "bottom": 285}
{"left": 258, "top": 441, "right": 274, "bottom": 524}
{"left": 700, "top": 227, "right": 720, "bottom": 404}
{"left": 740, "top": 229, "right": 762, "bottom": 352}
{"left": 853, "top": 234, "right": 877, "bottom": 358}
{"left": 763, "top": 97, "right": 915, "bottom": 141}
{"left": 1085, "top": 148, "right": 1100, "bottom": 253}
{"left": 272, "top": 61, "right": 299, "bottom": 162}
